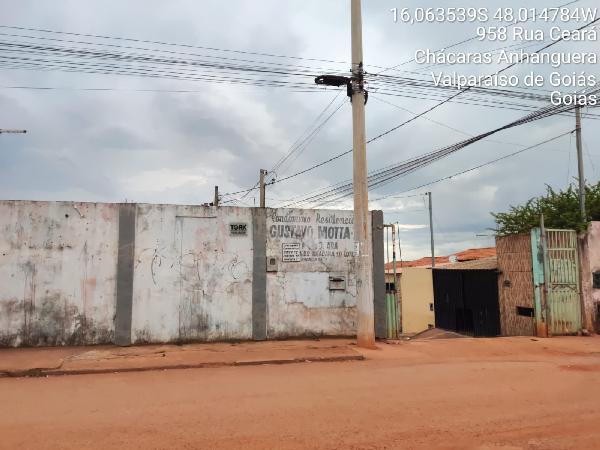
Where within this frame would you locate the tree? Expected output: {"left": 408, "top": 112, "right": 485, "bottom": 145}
{"left": 492, "top": 181, "right": 600, "bottom": 236}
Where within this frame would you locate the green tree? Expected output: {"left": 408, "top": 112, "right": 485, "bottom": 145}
{"left": 492, "top": 181, "right": 600, "bottom": 235}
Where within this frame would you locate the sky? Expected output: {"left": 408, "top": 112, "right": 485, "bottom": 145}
{"left": 0, "top": 0, "right": 598, "bottom": 260}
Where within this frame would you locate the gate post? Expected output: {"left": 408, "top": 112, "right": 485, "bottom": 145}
{"left": 530, "top": 228, "right": 548, "bottom": 337}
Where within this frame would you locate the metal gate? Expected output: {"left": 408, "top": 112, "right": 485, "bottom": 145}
{"left": 432, "top": 269, "right": 500, "bottom": 337}
{"left": 544, "top": 230, "right": 582, "bottom": 335}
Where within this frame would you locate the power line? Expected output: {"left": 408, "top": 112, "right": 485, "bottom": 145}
{"left": 0, "top": 31, "right": 345, "bottom": 76}
{"left": 283, "top": 94, "right": 597, "bottom": 208}
{"left": 270, "top": 91, "right": 345, "bottom": 177}
{"left": 372, "top": 130, "right": 574, "bottom": 202}
{"left": 0, "top": 25, "right": 350, "bottom": 66}
{"left": 266, "top": 17, "right": 600, "bottom": 190}
{"left": 221, "top": 94, "right": 346, "bottom": 201}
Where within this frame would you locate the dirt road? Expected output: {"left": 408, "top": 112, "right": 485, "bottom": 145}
{"left": 2, "top": 336, "right": 599, "bottom": 449}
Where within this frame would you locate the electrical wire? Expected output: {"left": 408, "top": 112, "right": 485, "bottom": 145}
{"left": 371, "top": 130, "right": 575, "bottom": 202}
{"left": 283, "top": 95, "right": 597, "bottom": 208}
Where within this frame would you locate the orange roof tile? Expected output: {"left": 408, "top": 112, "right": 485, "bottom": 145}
{"left": 384, "top": 247, "right": 496, "bottom": 271}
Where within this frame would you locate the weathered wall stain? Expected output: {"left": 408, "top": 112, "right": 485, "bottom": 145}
{"left": 131, "top": 204, "right": 254, "bottom": 344}
{"left": 2, "top": 202, "right": 364, "bottom": 346}
{"left": 0, "top": 201, "right": 118, "bottom": 347}
{"left": 266, "top": 209, "right": 359, "bottom": 338}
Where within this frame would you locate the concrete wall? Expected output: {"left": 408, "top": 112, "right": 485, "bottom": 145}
{"left": 265, "top": 209, "right": 357, "bottom": 338}
{"left": 579, "top": 222, "right": 600, "bottom": 333}
{"left": 0, "top": 201, "right": 379, "bottom": 347}
{"left": 0, "top": 201, "right": 118, "bottom": 346}
{"left": 399, "top": 268, "right": 435, "bottom": 334}
{"left": 130, "top": 204, "right": 254, "bottom": 344}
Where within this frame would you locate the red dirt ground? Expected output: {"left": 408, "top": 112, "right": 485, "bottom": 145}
{"left": 1, "top": 336, "right": 599, "bottom": 449}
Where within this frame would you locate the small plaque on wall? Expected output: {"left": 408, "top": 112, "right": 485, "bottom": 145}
{"left": 230, "top": 223, "right": 248, "bottom": 236}
{"left": 282, "top": 243, "right": 301, "bottom": 262}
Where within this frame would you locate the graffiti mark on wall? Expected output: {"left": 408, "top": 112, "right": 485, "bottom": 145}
{"left": 228, "top": 256, "right": 249, "bottom": 280}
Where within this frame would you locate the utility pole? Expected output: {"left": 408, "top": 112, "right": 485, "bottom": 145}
{"left": 391, "top": 224, "right": 400, "bottom": 336}
{"left": 259, "top": 169, "right": 266, "bottom": 208}
{"left": 213, "top": 186, "right": 219, "bottom": 207}
{"left": 0, "top": 129, "right": 27, "bottom": 134}
{"left": 575, "top": 107, "right": 586, "bottom": 222}
{"left": 350, "top": 0, "right": 375, "bottom": 348}
{"left": 313, "top": 0, "right": 374, "bottom": 347}
{"left": 427, "top": 192, "right": 435, "bottom": 268}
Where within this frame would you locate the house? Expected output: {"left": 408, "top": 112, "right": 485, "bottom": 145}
{"left": 383, "top": 247, "right": 497, "bottom": 336}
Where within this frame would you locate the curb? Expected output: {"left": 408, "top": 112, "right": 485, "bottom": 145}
{"left": 0, "top": 354, "right": 364, "bottom": 378}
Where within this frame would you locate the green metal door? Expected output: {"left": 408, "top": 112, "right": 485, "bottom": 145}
{"left": 545, "top": 230, "right": 581, "bottom": 335}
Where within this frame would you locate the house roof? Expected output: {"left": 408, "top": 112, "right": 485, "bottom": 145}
{"left": 384, "top": 247, "right": 497, "bottom": 272}
{"left": 436, "top": 256, "right": 498, "bottom": 270}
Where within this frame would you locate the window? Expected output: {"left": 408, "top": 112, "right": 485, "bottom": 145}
{"left": 593, "top": 272, "right": 600, "bottom": 289}
{"left": 516, "top": 306, "right": 535, "bottom": 317}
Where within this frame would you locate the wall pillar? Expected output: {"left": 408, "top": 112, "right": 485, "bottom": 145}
{"left": 371, "top": 210, "right": 386, "bottom": 339}
{"left": 114, "top": 204, "right": 136, "bottom": 346}
{"left": 252, "top": 208, "right": 268, "bottom": 340}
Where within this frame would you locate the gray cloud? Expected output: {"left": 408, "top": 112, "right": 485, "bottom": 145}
{"left": 0, "top": 0, "right": 598, "bottom": 259}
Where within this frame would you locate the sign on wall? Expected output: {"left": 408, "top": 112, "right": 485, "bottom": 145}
{"left": 229, "top": 223, "right": 248, "bottom": 236}
{"left": 282, "top": 243, "right": 301, "bottom": 262}
{"left": 267, "top": 209, "right": 356, "bottom": 267}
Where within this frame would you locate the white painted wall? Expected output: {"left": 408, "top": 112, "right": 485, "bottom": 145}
{"left": 131, "top": 204, "right": 254, "bottom": 343}
{"left": 265, "top": 209, "right": 357, "bottom": 338}
{"left": 0, "top": 202, "right": 362, "bottom": 346}
{"left": 0, "top": 201, "right": 118, "bottom": 346}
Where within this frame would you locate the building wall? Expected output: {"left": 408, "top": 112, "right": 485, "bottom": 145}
{"left": 0, "top": 201, "right": 374, "bottom": 347}
{"left": 579, "top": 222, "right": 600, "bottom": 333}
{"left": 130, "top": 204, "right": 254, "bottom": 344}
{"left": 0, "top": 201, "right": 118, "bottom": 346}
{"left": 400, "top": 268, "right": 434, "bottom": 334}
{"left": 265, "top": 209, "right": 357, "bottom": 338}
{"left": 496, "top": 234, "right": 536, "bottom": 336}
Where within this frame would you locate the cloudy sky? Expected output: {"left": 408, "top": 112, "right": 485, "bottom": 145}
{"left": 0, "top": 0, "right": 598, "bottom": 260}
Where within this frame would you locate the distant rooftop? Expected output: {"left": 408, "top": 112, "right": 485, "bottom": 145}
{"left": 385, "top": 247, "right": 497, "bottom": 273}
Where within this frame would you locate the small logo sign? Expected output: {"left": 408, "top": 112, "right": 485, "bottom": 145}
{"left": 230, "top": 223, "right": 248, "bottom": 236}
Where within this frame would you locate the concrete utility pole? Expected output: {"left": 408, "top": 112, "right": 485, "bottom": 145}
{"left": 214, "top": 186, "right": 219, "bottom": 207}
{"left": 0, "top": 129, "right": 27, "bottom": 134}
{"left": 351, "top": 0, "right": 375, "bottom": 348}
{"left": 259, "top": 169, "right": 266, "bottom": 208}
{"left": 575, "top": 107, "right": 586, "bottom": 222}
{"left": 427, "top": 192, "right": 435, "bottom": 268}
